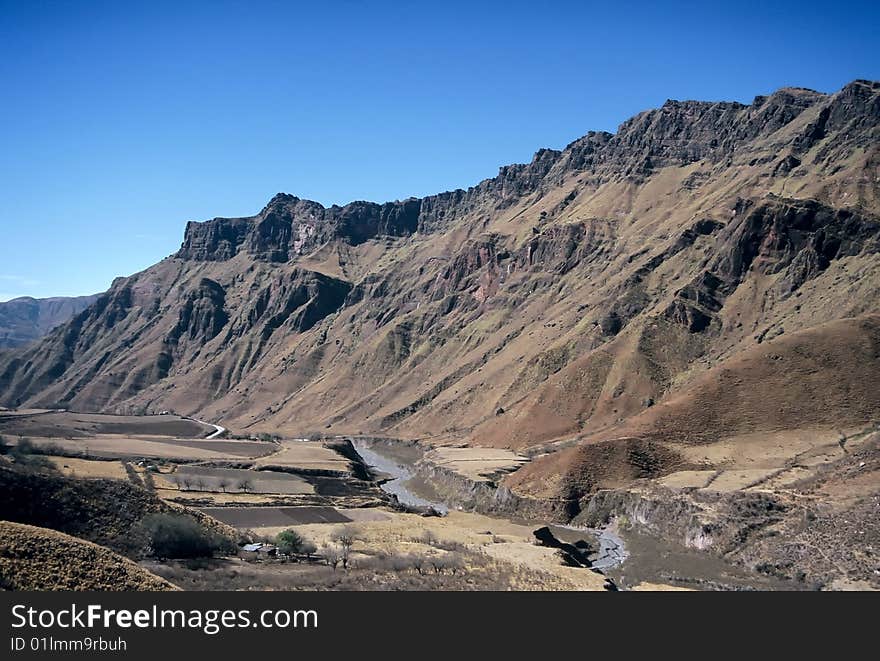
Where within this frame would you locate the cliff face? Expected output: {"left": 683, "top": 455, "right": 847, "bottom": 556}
{"left": 1, "top": 80, "right": 879, "bottom": 505}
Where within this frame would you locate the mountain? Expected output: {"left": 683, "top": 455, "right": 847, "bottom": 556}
{"left": 0, "top": 294, "right": 101, "bottom": 348}
{"left": 1, "top": 80, "right": 878, "bottom": 509}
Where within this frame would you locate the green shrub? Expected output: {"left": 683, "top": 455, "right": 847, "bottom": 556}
{"left": 138, "top": 513, "right": 234, "bottom": 559}
{"left": 276, "top": 528, "right": 316, "bottom": 556}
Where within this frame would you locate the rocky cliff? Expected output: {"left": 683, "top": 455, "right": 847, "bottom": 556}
{"left": 1, "top": 80, "right": 879, "bottom": 508}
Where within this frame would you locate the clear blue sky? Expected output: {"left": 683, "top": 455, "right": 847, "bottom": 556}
{"left": 0, "top": 0, "right": 877, "bottom": 300}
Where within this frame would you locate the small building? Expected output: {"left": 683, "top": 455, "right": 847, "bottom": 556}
{"left": 240, "top": 543, "right": 277, "bottom": 560}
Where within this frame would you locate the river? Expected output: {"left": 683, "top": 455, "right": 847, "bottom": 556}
{"left": 348, "top": 438, "right": 813, "bottom": 589}
{"left": 350, "top": 438, "right": 627, "bottom": 570}
{"left": 350, "top": 439, "right": 449, "bottom": 513}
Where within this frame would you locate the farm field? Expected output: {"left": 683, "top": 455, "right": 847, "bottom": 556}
{"left": 253, "top": 440, "right": 351, "bottom": 472}
{"left": 424, "top": 446, "right": 528, "bottom": 481}
{"left": 200, "top": 505, "right": 354, "bottom": 527}
{"left": 19, "top": 435, "right": 277, "bottom": 461}
{"left": 47, "top": 456, "right": 129, "bottom": 480}
{"left": 169, "top": 466, "right": 314, "bottom": 495}
{"left": 0, "top": 411, "right": 212, "bottom": 439}
{"left": 154, "top": 489, "right": 286, "bottom": 505}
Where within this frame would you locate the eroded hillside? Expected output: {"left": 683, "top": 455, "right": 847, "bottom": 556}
{"left": 1, "top": 80, "right": 878, "bottom": 508}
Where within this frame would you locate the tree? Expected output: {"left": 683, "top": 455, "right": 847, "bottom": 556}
{"left": 332, "top": 526, "right": 356, "bottom": 569}
{"left": 218, "top": 479, "right": 230, "bottom": 493}
{"left": 275, "top": 530, "right": 316, "bottom": 559}
{"left": 237, "top": 479, "right": 253, "bottom": 493}
{"left": 276, "top": 529, "right": 307, "bottom": 556}
{"left": 194, "top": 478, "right": 207, "bottom": 492}
{"left": 419, "top": 530, "right": 439, "bottom": 547}
{"left": 9, "top": 437, "right": 54, "bottom": 471}
{"left": 431, "top": 553, "right": 465, "bottom": 575}
{"left": 332, "top": 526, "right": 356, "bottom": 552}
{"left": 411, "top": 555, "right": 427, "bottom": 576}
{"left": 138, "top": 513, "right": 233, "bottom": 559}
{"left": 14, "top": 437, "right": 36, "bottom": 455}
{"left": 319, "top": 544, "right": 341, "bottom": 570}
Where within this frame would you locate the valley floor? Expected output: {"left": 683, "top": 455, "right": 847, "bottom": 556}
{"left": 1, "top": 409, "right": 877, "bottom": 590}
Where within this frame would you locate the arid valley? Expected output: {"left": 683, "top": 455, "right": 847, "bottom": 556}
{"left": 2, "top": 79, "right": 879, "bottom": 591}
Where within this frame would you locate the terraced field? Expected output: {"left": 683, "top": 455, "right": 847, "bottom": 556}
{"left": 169, "top": 466, "right": 314, "bottom": 494}
{"left": 253, "top": 440, "right": 351, "bottom": 472}
{"left": 200, "top": 506, "right": 353, "bottom": 527}
{"left": 23, "top": 435, "right": 277, "bottom": 461}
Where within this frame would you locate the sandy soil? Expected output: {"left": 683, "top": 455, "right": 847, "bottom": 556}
{"left": 706, "top": 469, "right": 782, "bottom": 492}
{"left": 658, "top": 470, "right": 717, "bottom": 489}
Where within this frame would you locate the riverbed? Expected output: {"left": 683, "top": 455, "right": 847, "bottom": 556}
{"left": 350, "top": 439, "right": 448, "bottom": 513}
{"left": 351, "top": 438, "right": 627, "bottom": 572}
{"left": 350, "top": 437, "right": 803, "bottom": 590}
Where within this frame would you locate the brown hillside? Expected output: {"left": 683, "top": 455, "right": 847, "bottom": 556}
{"left": 506, "top": 315, "right": 880, "bottom": 500}
{"left": 0, "top": 462, "right": 238, "bottom": 557}
{"left": 0, "top": 80, "right": 878, "bottom": 504}
{"left": 623, "top": 314, "right": 880, "bottom": 444}
{"left": 0, "top": 521, "right": 176, "bottom": 591}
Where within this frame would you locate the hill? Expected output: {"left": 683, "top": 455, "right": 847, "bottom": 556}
{"left": 0, "top": 460, "right": 239, "bottom": 557}
{"left": 0, "top": 294, "right": 100, "bottom": 348}
{"left": 0, "top": 521, "right": 176, "bottom": 591}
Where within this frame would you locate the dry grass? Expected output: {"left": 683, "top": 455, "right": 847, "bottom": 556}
{"left": 0, "top": 521, "right": 176, "bottom": 591}
{"left": 47, "top": 456, "right": 128, "bottom": 480}
{"left": 424, "top": 446, "right": 528, "bottom": 482}
{"left": 253, "top": 441, "right": 350, "bottom": 472}
{"left": 253, "top": 509, "right": 608, "bottom": 591}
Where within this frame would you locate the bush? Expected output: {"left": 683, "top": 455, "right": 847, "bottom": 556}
{"left": 9, "top": 438, "right": 56, "bottom": 472}
{"left": 276, "top": 529, "right": 309, "bottom": 556}
{"left": 138, "top": 513, "right": 233, "bottom": 559}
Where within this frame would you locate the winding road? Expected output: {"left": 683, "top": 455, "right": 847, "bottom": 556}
{"left": 185, "top": 416, "right": 226, "bottom": 440}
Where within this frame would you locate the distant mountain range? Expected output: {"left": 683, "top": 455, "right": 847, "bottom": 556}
{"left": 0, "top": 295, "right": 101, "bottom": 348}
{"left": 1, "top": 80, "right": 878, "bottom": 509}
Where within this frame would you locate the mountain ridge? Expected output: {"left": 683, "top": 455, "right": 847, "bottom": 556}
{"left": 1, "top": 79, "right": 878, "bottom": 506}
{"left": 0, "top": 294, "right": 101, "bottom": 349}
